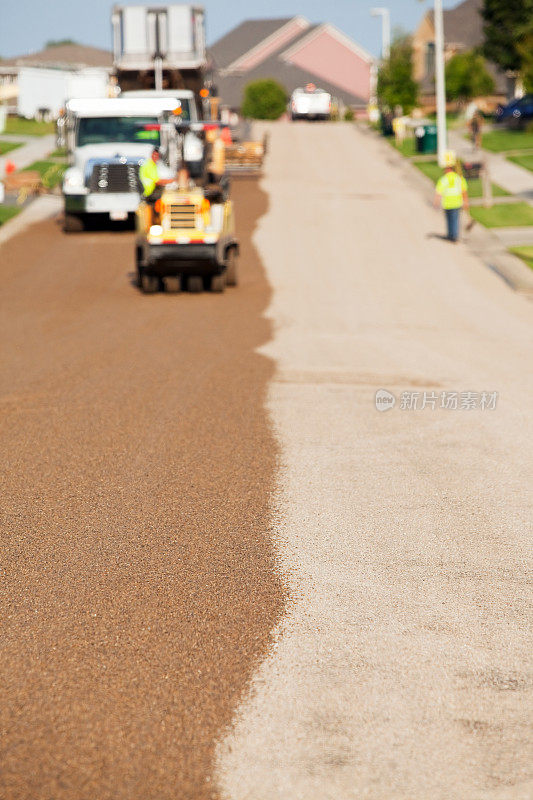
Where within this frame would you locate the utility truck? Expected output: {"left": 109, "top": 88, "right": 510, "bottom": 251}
{"left": 112, "top": 4, "right": 207, "bottom": 96}
{"left": 290, "top": 84, "right": 332, "bottom": 121}
{"left": 62, "top": 97, "right": 181, "bottom": 231}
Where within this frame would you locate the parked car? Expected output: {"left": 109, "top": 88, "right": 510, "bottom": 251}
{"left": 495, "top": 94, "right": 533, "bottom": 129}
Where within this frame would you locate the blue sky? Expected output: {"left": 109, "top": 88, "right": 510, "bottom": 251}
{"left": 0, "top": 0, "right": 455, "bottom": 59}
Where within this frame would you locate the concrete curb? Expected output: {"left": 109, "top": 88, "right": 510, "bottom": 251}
{"left": 362, "top": 125, "right": 533, "bottom": 296}
{"left": 0, "top": 195, "right": 62, "bottom": 247}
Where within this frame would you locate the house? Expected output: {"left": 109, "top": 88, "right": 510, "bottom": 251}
{"left": 210, "top": 17, "right": 375, "bottom": 111}
{"left": 412, "top": 0, "right": 507, "bottom": 103}
{"left": 0, "top": 44, "right": 113, "bottom": 111}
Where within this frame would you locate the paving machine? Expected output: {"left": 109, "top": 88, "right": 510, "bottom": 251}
{"left": 135, "top": 120, "right": 239, "bottom": 293}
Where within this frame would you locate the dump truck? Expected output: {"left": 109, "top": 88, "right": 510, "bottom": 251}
{"left": 135, "top": 181, "right": 239, "bottom": 294}
{"left": 112, "top": 4, "right": 207, "bottom": 97}
{"left": 62, "top": 96, "right": 180, "bottom": 231}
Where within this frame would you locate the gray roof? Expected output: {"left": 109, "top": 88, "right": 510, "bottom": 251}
{"left": 209, "top": 18, "right": 296, "bottom": 71}
{"left": 429, "top": 0, "right": 484, "bottom": 48}
{"left": 1, "top": 44, "right": 113, "bottom": 69}
{"left": 217, "top": 26, "right": 366, "bottom": 110}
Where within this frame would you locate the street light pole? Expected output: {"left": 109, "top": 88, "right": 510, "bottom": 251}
{"left": 370, "top": 8, "right": 391, "bottom": 61}
{"left": 434, "top": 0, "right": 447, "bottom": 166}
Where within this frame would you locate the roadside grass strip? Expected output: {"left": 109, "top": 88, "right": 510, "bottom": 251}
{"left": 4, "top": 117, "right": 55, "bottom": 136}
{"left": 22, "top": 160, "right": 67, "bottom": 188}
{"left": 481, "top": 130, "right": 533, "bottom": 152}
{"left": 0, "top": 205, "right": 21, "bottom": 226}
{"left": 509, "top": 245, "right": 533, "bottom": 270}
{"left": 469, "top": 202, "right": 533, "bottom": 228}
{"left": 413, "top": 160, "right": 509, "bottom": 199}
{"left": 0, "top": 141, "right": 23, "bottom": 155}
{"left": 507, "top": 153, "right": 533, "bottom": 173}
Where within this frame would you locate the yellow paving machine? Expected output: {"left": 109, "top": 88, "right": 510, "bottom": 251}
{"left": 135, "top": 183, "right": 239, "bottom": 293}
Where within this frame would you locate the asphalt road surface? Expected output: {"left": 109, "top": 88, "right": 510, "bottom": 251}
{"left": 2, "top": 123, "right": 532, "bottom": 800}
{"left": 0, "top": 179, "right": 284, "bottom": 799}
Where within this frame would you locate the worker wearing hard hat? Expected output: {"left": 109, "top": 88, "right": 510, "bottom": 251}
{"left": 433, "top": 156, "right": 469, "bottom": 242}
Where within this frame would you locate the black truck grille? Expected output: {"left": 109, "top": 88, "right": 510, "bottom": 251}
{"left": 88, "top": 163, "right": 142, "bottom": 194}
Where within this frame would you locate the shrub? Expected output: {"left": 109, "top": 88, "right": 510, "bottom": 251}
{"left": 241, "top": 79, "right": 287, "bottom": 120}
{"left": 344, "top": 108, "right": 355, "bottom": 122}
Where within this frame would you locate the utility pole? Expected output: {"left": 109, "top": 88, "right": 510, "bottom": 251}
{"left": 370, "top": 8, "right": 391, "bottom": 61}
{"left": 434, "top": 0, "right": 447, "bottom": 166}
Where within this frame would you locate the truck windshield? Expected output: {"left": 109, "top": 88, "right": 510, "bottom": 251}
{"left": 77, "top": 117, "right": 161, "bottom": 146}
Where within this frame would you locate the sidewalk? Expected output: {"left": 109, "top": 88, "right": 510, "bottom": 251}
{"left": 448, "top": 129, "right": 533, "bottom": 202}
{"left": 0, "top": 134, "right": 55, "bottom": 175}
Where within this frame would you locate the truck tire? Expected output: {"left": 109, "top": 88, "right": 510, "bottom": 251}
{"left": 140, "top": 272, "right": 159, "bottom": 293}
{"left": 210, "top": 273, "right": 226, "bottom": 293}
{"left": 187, "top": 276, "right": 203, "bottom": 293}
{"left": 225, "top": 248, "right": 238, "bottom": 286}
{"left": 164, "top": 276, "right": 181, "bottom": 293}
{"left": 64, "top": 213, "right": 84, "bottom": 233}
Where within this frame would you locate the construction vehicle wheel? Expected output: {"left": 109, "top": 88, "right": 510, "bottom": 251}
{"left": 187, "top": 276, "right": 203, "bottom": 293}
{"left": 64, "top": 213, "right": 84, "bottom": 233}
{"left": 210, "top": 273, "right": 226, "bottom": 293}
{"left": 140, "top": 272, "right": 159, "bottom": 293}
{"left": 226, "top": 249, "right": 238, "bottom": 286}
{"left": 164, "top": 276, "right": 181, "bottom": 293}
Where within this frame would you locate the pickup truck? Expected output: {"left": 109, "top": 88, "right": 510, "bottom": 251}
{"left": 290, "top": 84, "right": 331, "bottom": 121}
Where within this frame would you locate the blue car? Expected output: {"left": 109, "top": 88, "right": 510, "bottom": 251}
{"left": 495, "top": 94, "right": 533, "bottom": 128}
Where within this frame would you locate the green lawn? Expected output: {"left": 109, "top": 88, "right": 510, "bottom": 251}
{"left": 481, "top": 129, "right": 533, "bottom": 152}
{"left": 48, "top": 147, "right": 67, "bottom": 159}
{"left": 508, "top": 153, "right": 533, "bottom": 172}
{"left": 393, "top": 137, "right": 418, "bottom": 157}
{"left": 0, "top": 140, "right": 22, "bottom": 155}
{"left": 4, "top": 116, "right": 55, "bottom": 136}
{"left": 509, "top": 245, "right": 533, "bottom": 270}
{"left": 22, "top": 159, "right": 66, "bottom": 188}
{"left": 469, "top": 202, "right": 533, "bottom": 227}
{"left": 0, "top": 205, "right": 21, "bottom": 226}
{"left": 413, "top": 160, "right": 509, "bottom": 198}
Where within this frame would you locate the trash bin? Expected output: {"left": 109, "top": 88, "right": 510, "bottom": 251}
{"left": 415, "top": 126, "right": 425, "bottom": 153}
{"left": 422, "top": 124, "right": 438, "bottom": 154}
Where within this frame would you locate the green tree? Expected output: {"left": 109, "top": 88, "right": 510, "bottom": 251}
{"left": 445, "top": 50, "right": 495, "bottom": 102}
{"left": 377, "top": 35, "right": 418, "bottom": 113}
{"left": 482, "top": 0, "right": 533, "bottom": 74}
{"left": 241, "top": 79, "right": 287, "bottom": 120}
{"left": 45, "top": 39, "right": 77, "bottom": 48}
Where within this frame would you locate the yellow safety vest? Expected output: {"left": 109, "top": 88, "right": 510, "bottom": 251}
{"left": 139, "top": 158, "right": 159, "bottom": 197}
{"left": 436, "top": 171, "right": 467, "bottom": 210}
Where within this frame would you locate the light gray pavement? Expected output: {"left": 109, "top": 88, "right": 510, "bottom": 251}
{"left": 449, "top": 129, "right": 533, "bottom": 202}
{"left": 0, "top": 133, "right": 55, "bottom": 175}
{"left": 216, "top": 122, "right": 533, "bottom": 800}
{"left": 0, "top": 195, "right": 61, "bottom": 247}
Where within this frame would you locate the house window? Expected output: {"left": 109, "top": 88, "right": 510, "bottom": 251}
{"left": 426, "top": 42, "right": 435, "bottom": 76}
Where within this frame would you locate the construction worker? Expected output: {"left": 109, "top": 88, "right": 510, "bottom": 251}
{"left": 434, "top": 160, "right": 469, "bottom": 243}
{"left": 139, "top": 147, "right": 174, "bottom": 206}
{"left": 205, "top": 127, "right": 226, "bottom": 184}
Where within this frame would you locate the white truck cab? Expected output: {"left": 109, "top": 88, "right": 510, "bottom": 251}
{"left": 62, "top": 97, "right": 180, "bottom": 231}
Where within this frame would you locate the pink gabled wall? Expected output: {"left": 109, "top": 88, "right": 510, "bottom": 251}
{"left": 286, "top": 30, "right": 371, "bottom": 101}
{"left": 234, "top": 18, "right": 309, "bottom": 72}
